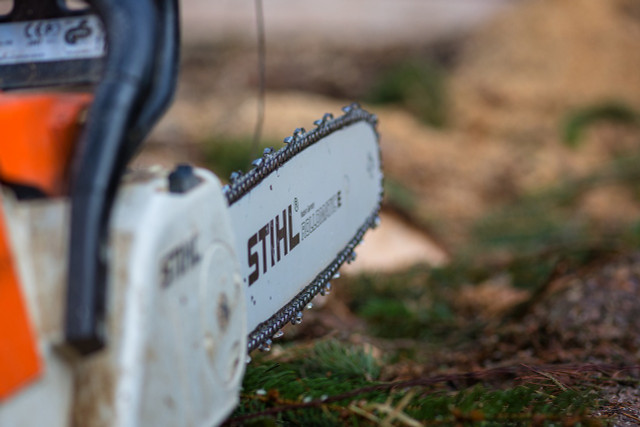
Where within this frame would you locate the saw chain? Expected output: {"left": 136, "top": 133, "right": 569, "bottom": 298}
{"left": 223, "top": 103, "right": 382, "bottom": 354}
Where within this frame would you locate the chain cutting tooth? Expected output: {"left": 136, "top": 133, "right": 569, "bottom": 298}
{"left": 314, "top": 112, "right": 335, "bottom": 128}
{"left": 252, "top": 158, "right": 264, "bottom": 168}
{"left": 306, "top": 302, "right": 313, "bottom": 310}
{"left": 342, "top": 102, "right": 362, "bottom": 115}
{"left": 324, "top": 282, "right": 332, "bottom": 295}
{"left": 274, "top": 330, "right": 284, "bottom": 339}
{"left": 321, "top": 282, "right": 332, "bottom": 296}
{"left": 263, "top": 147, "right": 274, "bottom": 156}
{"left": 283, "top": 136, "right": 294, "bottom": 144}
{"left": 259, "top": 339, "right": 272, "bottom": 352}
{"left": 293, "top": 127, "right": 306, "bottom": 140}
{"left": 291, "top": 311, "right": 303, "bottom": 325}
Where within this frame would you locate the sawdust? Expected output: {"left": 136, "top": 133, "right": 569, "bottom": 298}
{"left": 579, "top": 184, "right": 640, "bottom": 226}
{"left": 379, "top": 0, "right": 640, "bottom": 250}
{"left": 341, "top": 211, "right": 448, "bottom": 275}
{"left": 452, "top": 0, "right": 640, "bottom": 191}
{"left": 142, "top": 0, "right": 640, "bottom": 265}
{"left": 452, "top": 0, "right": 640, "bottom": 137}
{"left": 455, "top": 274, "right": 530, "bottom": 318}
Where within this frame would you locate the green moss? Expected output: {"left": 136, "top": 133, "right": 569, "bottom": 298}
{"left": 383, "top": 178, "right": 417, "bottom": 213}
{"left": 429, "top": 260, "right": 492, "bottom": 289}
{"left": 562, "top": 101, "right": 638, "bottom": 147}
{"left": 471, "top": 179, "right": 584, "bottom": 253}
{"left": 241, "top": 341, "right": 381, "bottom": 400}
{"left": 340, "top": 268, "right": 461, "bottom": 343}
{"left": 471, "top": 153, "right": 640, "bottom": 257}
{"left": 233, "top": 355, "right": 602, "bottom": 426}
{"left": 201, "top": 136, "right": 282, "bottom": 181}
{"left": 367, "top": 59, "right": 448, "bottom": 128}
{"left": 302, "top": 340, "right": 382, "bottom": 382}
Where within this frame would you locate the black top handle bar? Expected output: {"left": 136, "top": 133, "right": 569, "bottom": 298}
{"left": 65, "top": 0, "right": 180, "bottom": 355}
{"left": 0, "top": 0, "right": 180, "bottom": 354}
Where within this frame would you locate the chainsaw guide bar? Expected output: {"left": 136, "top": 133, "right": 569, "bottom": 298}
{"left": 223, "top": 104, "right": 383, "bottom": 353}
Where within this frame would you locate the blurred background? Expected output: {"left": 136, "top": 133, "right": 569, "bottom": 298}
{"left": 145, "top": 1, "right": 640, "bottom": 421}
{"left": 147, "top": 0, "right": 640, "bottom": 271}
{"left": 5, "top": 0, "right": 637, "bottom": 421}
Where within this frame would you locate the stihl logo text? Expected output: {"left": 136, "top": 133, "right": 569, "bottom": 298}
{"left": 161, "top": 236, "right": 201, "bottom": 288}
{"left": 247, "top": 204, "right": 300, "bottom": 286}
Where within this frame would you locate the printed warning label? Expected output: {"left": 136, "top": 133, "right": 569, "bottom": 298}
{"left": 0, "top": 15, "right": 105, "bottom": 65}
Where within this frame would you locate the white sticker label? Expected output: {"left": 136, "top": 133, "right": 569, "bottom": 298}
{"left": 0, "top": 15, "right": 106, "bottom": 65}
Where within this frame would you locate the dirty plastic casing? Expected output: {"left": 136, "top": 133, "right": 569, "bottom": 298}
{"left": 0, "top": 167, "right": 247, "bottom": 427}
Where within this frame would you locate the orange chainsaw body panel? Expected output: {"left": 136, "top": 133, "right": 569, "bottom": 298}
{"left": 0, "top": 198, "right": 42, "bottom": 401}
{"left": 0, "top": 93, "right": 92, "bottom": 197}
{"left": 0, "top": 92, "right": 91, "bottom": 400}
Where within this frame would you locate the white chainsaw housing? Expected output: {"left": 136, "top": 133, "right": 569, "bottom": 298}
{"left": 0, "top": 167, "right": 246, "bottom": 427}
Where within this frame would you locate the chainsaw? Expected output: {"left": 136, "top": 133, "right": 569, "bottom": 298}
{"left": 0, "top": 1, "right": 382, "bottom": 426}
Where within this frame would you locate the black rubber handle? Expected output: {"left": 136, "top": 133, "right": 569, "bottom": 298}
{"left": 0, "top": 0, "right": 180, "bottom": 355}
{"left": 64, "top": 0, "right": 180, "bottom": 355}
